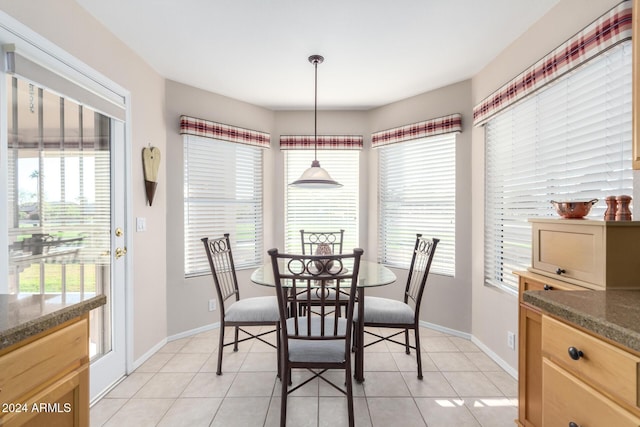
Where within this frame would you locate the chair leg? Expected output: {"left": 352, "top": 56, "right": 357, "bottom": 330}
{"left": 345, "top": 361, "right": 355, "bottom": 427}
{"left": 276, "top": 322, "right": 281, "bottom": 380}
{"left": 280, "top": 364, "right": 288, "bottom": 427}
{"left": 233, "top": 326, "right": 240, "bottom": 352}
{"left": 414, "top": 327, "right": 423, "bottom": 380}
{"left": 404, "top": 328, "right": 410, "bottom": 355}
{"left": 217, "top": 324, "right": 225, "bottom": 375}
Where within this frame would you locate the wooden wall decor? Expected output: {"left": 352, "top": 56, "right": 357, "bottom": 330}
{"left": 142, "top": 145, "right": 161, "bottom": 206}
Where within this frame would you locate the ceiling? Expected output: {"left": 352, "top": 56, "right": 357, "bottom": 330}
{"left": 76, "top": 0, "right": 560, "bottom": 110}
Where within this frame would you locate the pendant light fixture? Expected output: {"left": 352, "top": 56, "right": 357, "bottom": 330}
{"left": 289, "top": 55, "right": 342, "bottom": 188}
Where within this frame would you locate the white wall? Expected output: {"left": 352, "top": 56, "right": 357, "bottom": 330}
{"left": 470, "top": 0, "right": 624, "bottom": 370}
{"left": 164, "top": 78, "right": 474, "bottom": 336}
{"left": 0, "top": 0, "right": 168, "bottom": 362}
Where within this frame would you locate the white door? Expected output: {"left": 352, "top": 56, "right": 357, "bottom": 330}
{"left": 0, "top": 18, "right": 129, "bottom": 401}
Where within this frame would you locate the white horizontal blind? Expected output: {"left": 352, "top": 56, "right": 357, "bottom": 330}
{"left": 378, "top": 134, "right": 456, "bottom": 276}
{"left": 285, "top": 151, "right": 359, "bottom": 254}
{"left": 485, "top": 41, "right": 633, "bottom": 291}
{"left": 184, "top": 135, "right": 263, "bottom": 276}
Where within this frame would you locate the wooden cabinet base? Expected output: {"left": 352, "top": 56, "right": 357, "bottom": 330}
{"left": 0, "top": 315, "right": 89, "bottom": 427}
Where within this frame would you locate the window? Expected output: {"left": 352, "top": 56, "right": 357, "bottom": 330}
{"left": 284, "top": 150, "right": 359, "bottom": 253}
{"left": 484, "top": 41, "right": 633, "bottom": 291}
{"left": 378, "top": 133, "right": 456, "bottom": 276}
{"left": 183, "top": 135, "right": 263, "bottom": 276}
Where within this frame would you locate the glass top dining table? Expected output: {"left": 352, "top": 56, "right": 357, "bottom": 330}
{"left": 251, "top": 259, "right": 396, "bottom": 382}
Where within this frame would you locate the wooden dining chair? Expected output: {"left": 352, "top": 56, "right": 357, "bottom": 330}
{"left": 202, "top": 234, "right": 280, "bottom": 376}
{"left": 354, "top": 234, "right": 438, "bottom": 379}
{"left": 268, "top": 247, "right": 363, "bottom": 427}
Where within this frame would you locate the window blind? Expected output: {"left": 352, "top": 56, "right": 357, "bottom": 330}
{"left": 378, "top": 134, "right": 456, "bottom": 276}
{"left": 484, "top": 40, "right": 632, "bottom": 291}
{"left": 284, "top": 150, "right": 359, "bottom": 254}
{"left": 184, "top": 135, "right": 263, "bottom": 276}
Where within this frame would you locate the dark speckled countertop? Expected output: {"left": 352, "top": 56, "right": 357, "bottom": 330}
{"left": 523, "top": 290, "right": 640, "bottom": 354}
{"left": 0, "top": 293, "right": 106, "bottom": 350}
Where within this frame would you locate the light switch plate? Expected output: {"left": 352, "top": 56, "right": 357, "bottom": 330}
{"left": 136, "top": 217, "right": 146, "bottom": 232}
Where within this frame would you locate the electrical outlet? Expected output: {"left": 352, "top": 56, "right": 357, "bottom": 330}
{"left": 208, "top": 299, "right": 216, "bottom": 311}
{"left": 507, "top": 331, "right": 516, "bottom": 350}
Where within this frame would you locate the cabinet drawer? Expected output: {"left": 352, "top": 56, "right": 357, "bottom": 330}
{"left": 518, "top": 274, "right": 584, "bottom": 303}
{"left": 0, "top": 318, "right": 88, "bottom": 404}
{"left": 542, "top": 315, "right": 640, "bottom": 408}
{"left": 543, "top": 359, "right": 640, "bottom": 427}
{"left": 531, "top": 221, "right": 604, "bottom": 288}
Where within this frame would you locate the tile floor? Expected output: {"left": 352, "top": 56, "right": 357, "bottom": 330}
{"left": 90, "top": 326, "right": 518, "bottom": 426}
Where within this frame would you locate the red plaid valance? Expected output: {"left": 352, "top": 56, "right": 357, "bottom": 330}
{"left": 473, "top": 1, "right": 632, "bottom": 126}
{"left": 371, "top": 113, "right": 462, "bottom": 148}
{"left": 280, "top": 135, "right": 363, "bottom": 150}
{"left": 180, "top": 115, "right": 270, "bottom": 148}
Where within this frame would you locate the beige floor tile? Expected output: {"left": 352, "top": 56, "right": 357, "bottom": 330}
{"left": 181, "top": 372, "right": 236, "bottom": 397}
{"left": 90, "top": 398, "right": 127, "bottom": 426}
{"left": 92, "top": 325, "right": 520, "bottom": 427}
{"left": 443, "top": 372, "right": 503, "bottom": 397}
{"left": 135, "top": 372, "right": 195, "bottom": 398}
{"left": 180, "top": 337, "right": 218, "bottom": 353}
{"left": 157, "top": 397, "right": 222, "bottom": 427}
{"left": 449, "top": 336, "right": 481, "bottom": 352}
{"left": 463, "top": 397, "right": 518, "bottom": 427}
{"left": 421, "top": 336, "right": 460, "bottom": 352}
{"left": 428, "top": 352, "right": 478, "bottom": 371}
{"left": 106, "top": 372, "right": 155, "bottom": 398}
{"left": 484, "top": 371, "right": 518, "bottom": 397}
{"left": 159, "top": 338, "right": 191, "bottom": 353}
{"left": 367, "top": 397, "right": 426, "bottom": 427}
{"left": 275, "top": 370, "right": 320, "bottom": 397}
{"left": 318, "top": 370, "right": 365, "bottom": 397}
{"left": 466, "top": 351, "right": 503, "bottom": 372}
{"left": 200, "top": 349, "right": 248, "bottom": 373}
{"left": 240, "top": 351, "right": 279, "bottom": 372}
{"left": 361, "top": 371, "right": 411, "bottom": 397}
{"left": 362, "top": 351, "right": 399, "bottom": 371}
{"left": 414, "top": 397, "right": 481, "bottom": 427}
{"left": 103, "top": 398, "right": 174, "bottom": 427}
{"left": 401, "top": 371, "right": 458, "bottom": 397}
{"left": 160, "top": 352, "right": 209, "bottom": 373}
{"left": 319, "top": 396, "right": 371, "bottom": 427}
{"left": 391, "top": 350, "right": 437, "bottom": 373}
{"left": 226, "top": 371, "right": 277, "bottom": 397}
{"left": 135, "top": 352, "right": 173, "bottom": 373}
{"left": 211, "top": 396, "right": 271, "bottom": 427}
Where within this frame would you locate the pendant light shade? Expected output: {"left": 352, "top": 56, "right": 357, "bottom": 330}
{"left": 289, "top": 55, "right": 342, "bottom": 189}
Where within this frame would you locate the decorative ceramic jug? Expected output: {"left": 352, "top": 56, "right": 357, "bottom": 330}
{"left": 314, "top": 242, "right": 334, "bottom": 272}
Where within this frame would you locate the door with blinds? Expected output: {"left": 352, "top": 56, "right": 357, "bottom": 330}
{"left": 2, "top": 44, "right": 128, "bottom": 400}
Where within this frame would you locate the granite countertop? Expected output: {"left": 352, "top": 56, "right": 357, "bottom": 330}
{"left": 523, "top": 290, "right": 640, "bottom": 354}
{"left": 0, "top": 293, "right": 106, "bottom": 350}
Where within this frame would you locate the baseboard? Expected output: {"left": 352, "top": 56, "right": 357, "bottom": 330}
{"left": 419, "top": 320, "right": 517, "bottom": 380}
{"left": 130, "top": 337, "right": 167, "bottom": 372}
{"left": 470, "top": 336, "right": 518, "bottom": 379}
{"left": 167, "top": 322, "right": 220, "bottom": 342}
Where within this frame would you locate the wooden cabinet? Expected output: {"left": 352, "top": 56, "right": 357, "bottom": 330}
{"left": 516, "top": 272, "right": 584, "bottom": 427}
{"left": 0, "top": 314, "right": 89, "bottom": 426}
{"left": 541, "top": 315, "right": 640, "bottom": 427}
{"left": 529, "top": 218, "right": 640, "bottom": 290}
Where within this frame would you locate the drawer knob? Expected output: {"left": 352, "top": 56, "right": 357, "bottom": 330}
{"left": 543, "top": 284, "right": 553, "bottom": 291}
{"left": 556, "top": 268, "right": 566, "bottom": 275}
{"left": 569, "top": 422, "right": 580, "bottom": 427}
{"left": 568, "top": 346, "right": 584, "bottom": 360}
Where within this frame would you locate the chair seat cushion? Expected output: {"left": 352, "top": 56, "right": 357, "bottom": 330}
{"left": 355, "top": 296, "right": 415, "bottom": 325}
{"left": 286, "top": 317, "right": 347, "bottom": 363}
{"left": 225, "top": 296, "right": 279, "bottom": 323}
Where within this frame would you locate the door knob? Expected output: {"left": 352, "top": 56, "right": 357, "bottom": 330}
{"left": 115, "top": 247, "right": 127, "bottom": 259}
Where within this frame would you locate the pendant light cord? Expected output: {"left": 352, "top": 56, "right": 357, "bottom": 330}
{"left": 314, "top": 58, "right": 318, "bottom": 162}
